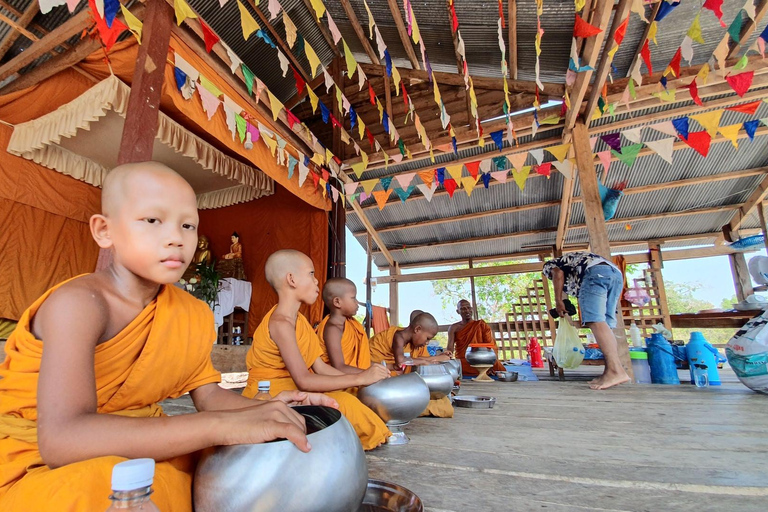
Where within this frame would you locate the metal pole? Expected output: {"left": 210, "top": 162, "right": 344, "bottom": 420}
{"left": 469, "top": 258, "right": 478, "bottom": 320}
{"left": 365, "top": 233, "right": 373, "bottom": 335}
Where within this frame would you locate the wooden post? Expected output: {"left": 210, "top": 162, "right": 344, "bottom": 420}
{"left": 389, "top": 264, "right": 400, "bottom": 327}
{"left": 365, "top": 233, "right": 373, "bottom": 335}
{"left": 723, "top": 226, "right": 754, "bottom": 302}
{"left": 117, "top": 0, "right": 174, "bottom": 164}
{"left": 572, "top": 122, "right": 633, "bottom": 378}
{"left": 649, "top": 244, "right": 672, "bottom": 330}
{"left": 469, "top": 258, "right": 478, "bottom": 320}
{"left": 327, "top": 58, "right": 346, "bottom": 279}
{"left": 758, "top": 203, "right": 768, "bottom": 256}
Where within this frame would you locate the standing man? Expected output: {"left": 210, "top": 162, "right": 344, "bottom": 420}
{"left": 447, "top": 300, "right": 506, "bottom": 378}
{"left": 543, "top": 252, "right": 630, "bottom": 390}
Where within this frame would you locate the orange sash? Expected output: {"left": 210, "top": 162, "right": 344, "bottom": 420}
{"left": 316, "top": 316, "right": 372, "bottom": 370}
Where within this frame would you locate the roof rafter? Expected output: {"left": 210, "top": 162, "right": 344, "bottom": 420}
{"left": 299, "top": 0, "right": 341, "bottom": 58}
{"left": 0, "top": 1, "right": 40, "bottom": 60}
{"left": 727, "top": 0, "right": 768, "bottom": 59}
{"left": 386, "top": 0, "right": 421, "bottom": 69}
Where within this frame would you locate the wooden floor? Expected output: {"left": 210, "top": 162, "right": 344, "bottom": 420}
{"left": 162, "top": 369, "right": 768, "bottom": 512}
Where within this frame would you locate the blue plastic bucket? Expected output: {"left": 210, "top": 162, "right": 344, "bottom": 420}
{"left": 646, "top": 333, "right": 680, "bottom": 385}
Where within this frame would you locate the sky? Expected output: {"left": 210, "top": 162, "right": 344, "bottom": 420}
{"left": 344, "top": 228, "right": 764, "bottom": 325}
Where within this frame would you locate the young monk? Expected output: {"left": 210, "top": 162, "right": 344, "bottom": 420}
{"left": 369, "top": 313, "right": 454, "bottom": 418}
{"left": 0, "top": 163, "right": 335, "bottom": 511}
{"left": 242, "top": 250, "right": 392, "bottom": 450}
{"left": 315, "top": 277, "right": 370, "bottom": 374}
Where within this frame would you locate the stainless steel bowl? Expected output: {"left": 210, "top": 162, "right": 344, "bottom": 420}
{"left": 194, "top": 406, "right": 367, "bottom": 512}
{"left": 496, "top": 371, "right": 518, "bottom": 382}
{"left": 414, "top": 364, "right": 454, "bottom": 399}
{"left": 357, "top": 479, "right": 424, "bottom": 512}
{"left": 442, "top": 359, "right": 462, "bottom": 381}
{"left": 465, "top": 346, "right": 498, "bottom": 366}
{"left": 358, "top": 373, "right": 431, "bottom": 425}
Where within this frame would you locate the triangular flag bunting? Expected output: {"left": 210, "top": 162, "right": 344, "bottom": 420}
{"left": 683, "top": 131, "right": 712, "bottom": 157}
{"left": 361, "top": 179, "right": 378, "bottom": 194}
{"left": 417, "top": 170, "right": 434, "bottom": 186}
{"left": 446, "top": 164, "right": 464, "bottom": 182}
{"left": 743, "top": 119, "right": 759, "bottom": 140}
{"left": 622, "top": 128, "right": 642, "bottom": 144}
{"left": 535, "top": 162, "right": 552, "bottom": 178}
{"left": 649, "top": 121, "right": 678, "bottom": 138}
{"left": 644, "top": 137, "right": 675, "bottom": 164}
{"left": 611, "top": 143, "right": 643, "bottom": 168}
{"left": 237, "top": 0, "right": 260, "bottom": 40}
{"left": 672, "top": 117, "right": 689, "bottom": 139}
{"left": 718, "top": 124, "right": 741, "bottom": 148}
{"left": 691, "top": 110, "right": 723, "bottom": 137}
{"left": 546, "top": 143, "right": 571, "bottom": 162}
{"left": 372, "top": 190, "right": 391, "bottom": 210}
{"left": 394, "top": 186, "right": 415, "bottom": 202}
{"left": 726, "top": 71, "right": 754, "bottom": 97}
{"left": 597, "top": 150, "right": 611, "bottom": 174}
{"left": 462, "top": 176, "right": 479, "bottom": 196}
{"left": 726, "top": 100, "right": 761, "bottom": 115}
{"left": 507, "top": 152, "right": 527, "bottom": 169}
{"left": 395, "top": 172, "right": 416, "bottom": 190}
{"left": 512, "top": 166, "right": 530, "bottom": 191}
{"left": 444, "top": 178, "right": 458, "bottom": 197}
{"left": 600, "top": 133, "right": 622, "bottom": 152}
{"left": 490, "top": 170, "right": 508, "bottom": 183}
{"left": 465, "top": 161, "right": 481, "bottom": 179}
{"left": 553, "top": 159, "right": 574, "bottom": 179}
{"left": 120, "top": 4, "right": 142, "bottom": 44}
{"left": 174, "top": 0, "right": 197, "bottom": 26}
{"left": 200, "top": 21, "right": 219, "bottom": 52}
{"left": 417, "top": 183, "right": 438, "bottom": 201}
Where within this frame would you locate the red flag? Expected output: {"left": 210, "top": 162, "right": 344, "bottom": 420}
{"left": 574, "top": 14, "right": 603, "bottom": 38}
{"left": 726, "top": 100, "right": 761, "bottom": 115}
{"left": 498, "top": 0, "right": 505, "bottom": 29}
{"left": 726, "top": 71, "right": 754, "bottom": 97}
{"left": 640, "top": 39, "right": 653, "bottom": 74}
{"left": 321, "top": 169, "right": 330, "bottom": 181}
{"left": 449, "top": 1, "right": 459, "bottom": 32}
{"left": 366, "top": 128, "right": 375, "bottom": 150}
{"left": 89, "top": 0, "right": 127, "bottom": 51}
{"left": 665, "top": 47, "right": 682, "bottom": 77}
{"left": 200, "top": 21, "right": 219, "bottom": 53}
{"left": 444, "top": 178, "right": 458, "bottom": 197}
{"left": 686, "top": 78, "right": 702, "bottom": 106}
{"left": 311, "top": 172, "right": 320, "bottom": 189}
{"left": 535, "top": 162, "right": 552, "bottom": 178}
{"left": 330, "top": 114, "right": 342, "bottom": 128}
{"left": 286, "top": 110, "right": 299, "bottom": 130}
{"left": 368, "top": 83, "right": 376, "bottom": 105}
{"left": 402, "top": 84, "right": 410, "bottom": 106}
{"left": 292, "top": 67, "right": 306, "bottom": 95}
{"left": 703, "top": 0, "right": 726, "bottom": 27}
{"left": 682, "top": 131, "right": 712, "bottom": 157}
{"left": 465, "top": 161, "right": 481, "bottom": 179}
{"left": 614, "top": 16, "right": 629, "bottom": 45}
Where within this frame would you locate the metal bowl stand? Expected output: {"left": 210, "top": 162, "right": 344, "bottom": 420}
{"left": 386, "top": 420, "right": 411, "bottom": 445}
{"left": 470, "top": 363, "right": 494, "bottom": 381}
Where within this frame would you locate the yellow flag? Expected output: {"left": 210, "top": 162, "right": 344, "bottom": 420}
{"left": 325, "top": 148, "right": 333, "bottom": 164}
{"left": 307, "top": 88, "right": 319, "bottom": 113}
{"left": 478, "top": 136, "right": 485, "bottom": 147}
{"left": 718, "top": 124, "right": 741, "bottom": 148}
{"left": 305, "top": 42, "right": 321, "bottom": 78}
{"left": 376, "top": 99, "right": 384, "bottom": 123}
{"left": 392, "top": 65, "right": 401, "bottom": 92}
{"left": 697, "top": 63, "right": 710, "bottom": 84}
{"left": 358, "top": 117, "right": 366, "bottom": 140}
{"left": 237, "top": 1, "right": 260, "bottom": 41}
{"left": 263, "top": 135, "right": 277, "bottom": 156}
{"left": 410, "top": 5, "right": 421, "bottom": 44}
{"left": 335, "top": 86, "right": 342, "bottom": 111}
{"left": 311, "top": 152, "right": 324, "bottom": 166}
{"left": 269, "top": 92, "right": 283, "bottom": 121}
{"left": 309, "top": 0, "right": 325, "bottom": 20}
{"left": 647, "top": 21, "right": 657, "bottom": 45}
{"left": 462, "top": 176, "right": 478, "bottom": 196}
{"left": 361, "top": 179, "right": 378, "bottom": 194}
{"left": 351, "top": 162, "right": 366, "bottom": 178}
{"left": 343, "top": 39, "right": 357, "bottom": 78}
{"left": 691, "top": 110, "right": 723, "bottom": 137}
{"left": 121, "top": 4, "right": 142, "bottom": 44}
{"left": 174, "top": 0, "right": 197, "bottom": 25}
{"left": 652, "top": 89, "right": 676, "bottom": 103}
{"left": 687, "top": 13, "right": 704, "bottom": 44}
{"left": 284, "top": 11, "right": 297, "bottom": 47}
{"left": 512, "top": 166, "right": 531, "bottom": 191}
{"left": 361, "top": 151, "right": 369, "bottom": 169}
{"left": 574, "top": 0, "right": 586, "bottom": 11}
{"left": 432, "top": 73, "right": 442, "bottom": 105}
{"left": 545, "top": 143, "right": 571, "bottom": 163}
{"left": 446, "top": 164, "right": 463, "bottom": 182}
{"left": 199, "top": 75, "right": 222, "bottom": 98}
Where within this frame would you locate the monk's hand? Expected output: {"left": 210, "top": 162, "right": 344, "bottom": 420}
{"left": 273, "top": 390, "right": 339, "bottom": 410}
{"left": 228, "top": 401, "right": 312, "bottom": 452}
{"left": 360, "top": 363, "right": 391, "bottom": 385}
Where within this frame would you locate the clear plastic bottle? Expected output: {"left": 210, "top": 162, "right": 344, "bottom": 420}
{"left": 254, "top": 380, "right": 271, "bottom": 401}
{"left": 693, "top": 364, "right": 710, "bottom": 388}
{"left": 629, "top": 322, "right": 643, "bottom": 348}
{"left": 106, "top": 459, "right": 160, "bottom": 511}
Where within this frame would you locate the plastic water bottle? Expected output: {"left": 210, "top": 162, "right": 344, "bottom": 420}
{"left": 630, "top": 349, "right": 652, "bottom": 384}
{"left": 254, "top": 381, "right": 271, "bottom": 401}
{"left": 693, "top": 364, "right": 709, "bottom": 388}
{"left": 106, "top": 459, "right": 160, "bottom": 511}
{"left": 629, "top": 322, "right": 643, "bottom": 348}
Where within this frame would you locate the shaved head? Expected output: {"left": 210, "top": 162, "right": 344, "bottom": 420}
{"left": 102, "top": 162, "right": 193, "bottom": 217}
{"left": 322, "top": 277, "right": 356, "bottom": 307}
{"left": 410, "top": 312, "right": 438, "bottom": 331}
{"left": 265, "top": 249, "right": 312, "bottom": 290}
{"left": 456, "top": 299, "right": 471, "bottom": 309}
{"left": 409, "top": 309, "right": 424, "bottom": 323}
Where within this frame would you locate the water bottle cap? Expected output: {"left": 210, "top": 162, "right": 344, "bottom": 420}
{"left": 111, "top": 459, "right": 155, "bottom": 491}
{"left": 258, "top": 380, "right": 270, "bottom": 389}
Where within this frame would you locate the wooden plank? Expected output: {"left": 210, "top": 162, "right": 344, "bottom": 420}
{"left": 722, "top": 226, "right": 754, "bottom": 302}
{"left": 247, "top": 0, "right": 311, "bottom": 83}
{"left": 649, "top": 244, "right": 671, "bottom": 330}
{"left": 728, "top": 173, "right": 768, "bottom": 232}
{"left": 759, "top": 204, "right": 768, "bottom": 256}
{"left": 624, "top": 1, "right": 662, "bottom": 79}
{"left": 365, "top": 233, "right": 373, "bottom": 334}
{"left": 0, "top": 8, "right": 92, "bottom": 83}
{"left": 383, "top": 73, "right": 394, "bottom": 147}
{"left": 386, "top": 0, "right": 421, "bottom": 69}
{"left": 573, "top": 122, "right": 610, "bottom": 255}
{"left": 0, "top": 1, "right": 39, "bottom": 60}
{"left": 0, "top": 11, "right": 38, "bottom": 42}
{"left": 508, "top": 0, "right": 517, "bottom": 81}
{"left": 118, "top": 0, "right": 174, "bottom": 164}
{"left": 299, "top": 0, "right": 341, "bottom": 58}
{"left": 727, "top": 0, "right": 768, "bottom": 59}
{"left": 389, "top": 264, "right": 400, "bottom": 326}
{"left": 339, "top": 0, "right": 379, "bottom": 63}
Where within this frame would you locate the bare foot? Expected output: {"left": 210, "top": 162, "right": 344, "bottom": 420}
{"left": 589, "top": 371, "right": 630, "bottom": 390}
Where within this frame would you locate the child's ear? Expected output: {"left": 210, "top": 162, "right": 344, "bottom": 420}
{"left": 413, "top": 325, "right": 422, "bottom": 333}
{"left": 333, "top": 296, "right": 342, "bottom": 308}
{"left": 286, "top": 272, "right": 297, "bottom": 289}
{"left": 90, "top": 214, "right": 113, "bottom": 249}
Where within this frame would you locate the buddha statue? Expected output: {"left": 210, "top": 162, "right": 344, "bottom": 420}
{"left": 223, "top": 232, "right": 243, "bottom": 260}
{"left": 216, "top": 231, "right": 246, "bottom": 280}
{"left": 182, "top": 235, "right": 214, "bottom": 281}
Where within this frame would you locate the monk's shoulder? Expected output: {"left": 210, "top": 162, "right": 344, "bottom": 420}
{"left": 32, "top": 276, "right": 109, "bottom": 341}
{"left": 166, "top": 284, "right": 213, "bottom": 317}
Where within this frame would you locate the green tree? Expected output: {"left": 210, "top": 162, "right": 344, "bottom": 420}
{"left": 720, "top": 295, "right": 738, "bottom": 310}
{"left": 664, "top": 281, "right": 715, "bottom": 314}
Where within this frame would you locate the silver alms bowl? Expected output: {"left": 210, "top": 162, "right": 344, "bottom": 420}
{"left": 442, "top": 359, "right": 461, "bottom": 381}
{"left": 414, "top": 364, "right": 454, "bottom": 399}
{"left": 465, "top": 346, "right": 497, "bottom": 366}
{"left": 357, "top": 373, "right": 430, "bottom": 425}
{"left": 194, "top": 406, "right": 367, "bottom": 512}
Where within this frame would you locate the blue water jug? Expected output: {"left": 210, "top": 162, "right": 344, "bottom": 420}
{"left": 646, "top": 333, "right": 680, "bottom": 385}
{"left": 686, "top": 332, "right": 721, "bottom": 386}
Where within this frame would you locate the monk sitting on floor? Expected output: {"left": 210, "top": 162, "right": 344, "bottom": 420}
{"left": 242, "top": 250, "right": 392, "bottom": 450}
{"left": 316, "top": 278, "right": 371, "bottom": 374}
{"left": 447, "top": 299, "right": 506, "bottom": 378}
{"left": 369, "top": 313, "right": 454, "bottom": 418}
{"left": 0, "top": 163, "right": 336, "bottom": 511}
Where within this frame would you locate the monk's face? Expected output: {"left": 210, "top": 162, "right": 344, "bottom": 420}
{"left": 457, "top": 300, "right": 473, "bottom": 322}
{"left": 295, "top": 255, "right": 320, "bottom": 304}
{"left": 412, "top": 325, "right": 438, "bottom": 347}
{"left": 338, "top": 284, "right": 359, "bottom": 317}
{"left": 105, "top": 169, "right": 199, "bottom": 284}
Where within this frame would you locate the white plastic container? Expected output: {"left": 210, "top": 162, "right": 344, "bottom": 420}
{"left": 630, "top": 350, "right": 652, "bottom": 384}
{"left": 629, "top": 322, "right": 643, "bottom": 348}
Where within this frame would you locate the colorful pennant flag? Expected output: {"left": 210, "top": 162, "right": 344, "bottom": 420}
{"left": 573, "top": 14, "right": 603, "bottom": 38}
{"left": 726, "top": 71, "right": 754, "bottom": 97}
{"left": 682, "top": 131, "right": 712, "bottom": 157}
{"left": 644, "top": 137, "right": 675, "bottom": 164}
{"left": 237, "top": 1, "right": 259, "bottom": 40}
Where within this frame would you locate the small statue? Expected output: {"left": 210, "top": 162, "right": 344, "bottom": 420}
{"left": 223, "top": 232, "right": 243, "bottom": 260}
{"left": 182, "top": 235, "right": 213, "bottom": 281}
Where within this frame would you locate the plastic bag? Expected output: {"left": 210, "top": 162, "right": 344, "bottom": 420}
{"left": 624, "top": 284, "right": 651, "bottom": 306}
{"left": 553, "top": 319, "right": 585, "bottom": 369}
{"left": 726, "top": 310, "right": 768, "bottom": 394}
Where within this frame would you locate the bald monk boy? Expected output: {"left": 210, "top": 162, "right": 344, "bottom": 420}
{"left": 447, "top": 299, "right": 506, "bottom": 377}
{"left": 369, "top": 313, "right": 454, "bottom": 418}
{"left": 0, "top": 163, "right": 335, "bottom": 511}
{"left": 242, "top": 250, "right": 392, "bottom": 450}
{"left": 316, "top": 278, "right": 370, "bottom": 374}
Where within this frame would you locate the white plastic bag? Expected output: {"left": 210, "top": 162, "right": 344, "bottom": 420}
{"left": 726, "top": 310, "right": 768, "bottom": 394}
{"left": 553, "top": 319, "right": 585, "bottom": 369}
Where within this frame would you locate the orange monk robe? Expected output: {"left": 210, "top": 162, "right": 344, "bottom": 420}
{"left": 0, "top": 281, "right": 221, "bottom": 511}
{"left": 369, "top": 327, "right": 454, "bottom": 418}
{"left": 315, "top": 316, "right": 372, "bottom": 370}
{"left": 243, "top": 307, "right": 390, "bottom": 450}
{"left": 453, "top": 320, "right": 506, "bottom": 376}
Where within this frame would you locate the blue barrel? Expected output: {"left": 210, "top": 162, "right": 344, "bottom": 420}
{"left": 686, "top": 332, "right": 722, "bottom": 386}
{"left": 646, "top": 333, "right": 680, "bottom": 385}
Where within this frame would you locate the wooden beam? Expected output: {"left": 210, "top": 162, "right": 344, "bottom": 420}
{"left": 389, "top": 264, "right": 400, "bottom": 325}
{"left": 383, "top": 73, "right": 394, "bottom": 147}
{"left": 0, "top": 11, "right": 38, "bottom": 42}
{"left": 299, "top": 0, "right": 341, "bottom": 58}
{"left": 728, "top": 0, "right": 768, "bottom": 59}
{"left": 722, "top": 225, "right": 754, "bottom": 301}
{"left": 365, "top": 233, "right": 373, "bottom": 334}
{"left": 625, "top": 1, "right": 662, "bottom": 79}
{"left": 386, "top": 0, "right": 421, "bottom": 69}
{"left": 247, "top": 0, "right": 311, "bottom": 83}
{"left": 118, "top": 0, "right": 174, "bottom": 164}
{"left": 728, "top": 173, "right": 768, "bottom": 233}
{"left": 0, "top": 8, "right": 92, "bottom": 84}
{"left": 339, "top": 0, "right": 379, "bottom": 63}
{"left": 508, "top": 0, "right": 517, "bottom": 81}
{"left": 584, "top": 0, "right": 632, "bottom": 128}
{"left": 573, "top": 122, "right": 610, "bottom": 255}
{"left": 283, "top": 74, "right": 324, "bottom": 110}
{"left": 759, "top": 203, "right": 768, "bottom": 256}
{"left": 0, "top": 1, "right": 39, "bottom": 60}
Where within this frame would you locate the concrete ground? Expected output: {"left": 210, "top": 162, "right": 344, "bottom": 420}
{"left": 162, "top": 368, "right": 768, "bottom": 512}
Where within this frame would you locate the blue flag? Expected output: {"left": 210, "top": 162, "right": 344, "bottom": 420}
{"left": 436, "top": 167, "right": 445, "bottom": 185}
{"left": 490, "top": 130, "right": 504, "bottom": 151}
{"left": 672, "top": 117, "right": 689, "bottom": 139}
{"left": 744, "top": 119, "right": 759, "bottom": 140}
{"left": 173, "top": 67, "right": 187, "bottom": 93}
